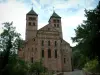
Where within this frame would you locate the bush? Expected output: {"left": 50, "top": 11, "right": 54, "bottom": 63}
{"left": 83, "top": 59, "right": 100, "bottom": 73}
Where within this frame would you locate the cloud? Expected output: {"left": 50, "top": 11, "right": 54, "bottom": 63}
{"left": 0, "top": 0, "right": 99, "bottom": 46}
{"left": 61, "top": 8, "right": 86, "bottom": 46}
{"left": 31, "top": 0, "right": 41, "bottom": 10}
{"left": 0, "top": 0, "right": 28, "bottom": 39}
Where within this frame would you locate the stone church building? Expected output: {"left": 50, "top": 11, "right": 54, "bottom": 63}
{"left": 18, "top": 8, "right": 72, "bottom": 72}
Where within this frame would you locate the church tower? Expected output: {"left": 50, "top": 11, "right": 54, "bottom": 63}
{"left": 49, "top": 11, "right": 63, "bottom": 38}
{"left": 25, "top": 8, "right": 38, "bottom": 40}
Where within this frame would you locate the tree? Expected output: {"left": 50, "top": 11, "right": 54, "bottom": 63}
{"left": 83, "top": 59, "right": 99, "bottom": 73}
{"left": 1, "top": 54, "right": 28, "bottom": 75}
{"left": 0, "top": 22, "right": 47, "bottom": 75}
{"left": 72, "top": 47, "right": 89, "bottom": 69}
{"left": 0, "top": 22, "right": 25, "bottom": 75}
{"left": 72, "top": 1, "right": 100, "bottom": 64}
{"left": 29, "top": 61, "right": 47, "bottom": 75}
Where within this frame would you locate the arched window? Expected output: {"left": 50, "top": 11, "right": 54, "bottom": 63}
{"left": 42, "top": 49, "right": 44, "bottom": 58}
{"left": 57, "top": 24, "right": 59, "bottom": 27}
{"left": 64, "top": 58, "right": 66, "bottom": 63}
{"left": 55, "top": 49, "right": 57, "bottom": 58}
{"left": 32, "top": 17, "right": 36, "bottom": 20}
{"left": 28, "top": 22, "right": 31, "bottom": 26}
{"left": 28, "top": 48, "right": 29, "bottom": 50}
{"left": 33, "top": 22, "right": 35, "bottom": 26}
{"left": 55, "top": 41, "right": 57, "bottom": 46}
{"left": 31, "top": 57, "right": 33, "bottom": 63}
{"left": 41, "top": 40, "right": 44, "bottom": 46}
{"left": 54, "top": 24, "right": 56, "bottom": 27}
{"left": 29, "top": 17, "right": 32, "bottom": 20}
{"left": 57, "top": 20, "right": 59, "bottom": 23}
{"left": 48, "top": 49, "right": 51, "bottom": 58}
{"left": 48, "top": 41, "right": 50, "bottom": 46}
{"left": 53, "top": 19, "right": 56, "bottom": 23}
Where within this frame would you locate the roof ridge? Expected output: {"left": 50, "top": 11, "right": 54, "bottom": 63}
{"left": 38, "top": 24, "right": 59, "bottom": 32}
{"left": 38, "top": 24, "right": 49, "bottom": 31}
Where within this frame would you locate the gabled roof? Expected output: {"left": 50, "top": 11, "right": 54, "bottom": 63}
{"left": 60, "top": 38, "right": 70, "bottom": 46}
{"left": 27, "top": 8, "right": 38, "bottom": 16}
{"left": 50, "top": 11, "right": 61, "bottom": 18}
{"left": 38, "top": 24, "right": 58, "bottom": 32}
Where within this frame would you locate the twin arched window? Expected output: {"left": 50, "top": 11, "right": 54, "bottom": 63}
{"left": 28, "top": 22, "right": 35, "bottom": 26}
{"left": 53, "top": 19, "right": 60, "bottom": 23}
{"left": 41, "top": 49, "right": 57, "bottom": 58}
{"left": 29, "top": 17, "right": 36, "bottom": 20}
{"left": 54, "top": 24, "right": 59, "bottom": 27}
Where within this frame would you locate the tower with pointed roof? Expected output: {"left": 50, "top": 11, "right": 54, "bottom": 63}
{"left": 26, "top": 8, "right": 38, "bottom": 40}
{"left": 49, "top": 11, "right": 62, "bottom": 38}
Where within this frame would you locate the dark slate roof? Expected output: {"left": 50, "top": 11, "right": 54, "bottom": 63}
{"left": 50, "top": 11, "right": 61, "bottom": 18}
{"left": 27, "top": 8, "right": 38, "bottom": 16}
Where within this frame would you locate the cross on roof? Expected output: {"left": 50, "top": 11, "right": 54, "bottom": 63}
{"left": 31, "top": 3, "right": 33, "bottom": 9}
{"left": 53, "top": 6, "right": 55, "bottom": 12}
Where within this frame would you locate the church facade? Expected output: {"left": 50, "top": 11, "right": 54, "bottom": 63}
{"left": 18, "top": 8, "right": 72, "bottom": 72}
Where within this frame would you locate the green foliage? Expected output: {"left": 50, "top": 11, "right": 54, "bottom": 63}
{"left": 72, "top": 1, "right": 100, "bottom": 58}
{"left": 2, "top": 54, "right": 28, "bottom": 75}
{"left": 0, "top": 22, "right": 48, "bottom": 75}
{"left": 83, "top": 59, "right": 100, "bottom": 73}
{"left": 0, "top": 22, "right": 26, "bottom": 75}
{"left": 72, "top": 1, "right": 100, "bottom": 72}
{"left": 29, "top": 61, "right": 47, "bottom": 75}
{"left": 72, "top": 48, "right": 89, "bottom": 69}
{"left": 0, "top": 22, "right": 22, "bottom": 53}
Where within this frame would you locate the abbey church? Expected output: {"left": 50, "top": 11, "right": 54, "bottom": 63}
{"left": 18, "top": 8, "right": 72, "bottom": 72}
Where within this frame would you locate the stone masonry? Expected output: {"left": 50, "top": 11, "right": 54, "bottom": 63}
{"left": 18, "top": 8, "right": 72, "bottom": 72}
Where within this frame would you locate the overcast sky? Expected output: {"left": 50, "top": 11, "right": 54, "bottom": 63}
{"left": 0, "top": 0, "right": 99, "bottom": 46}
